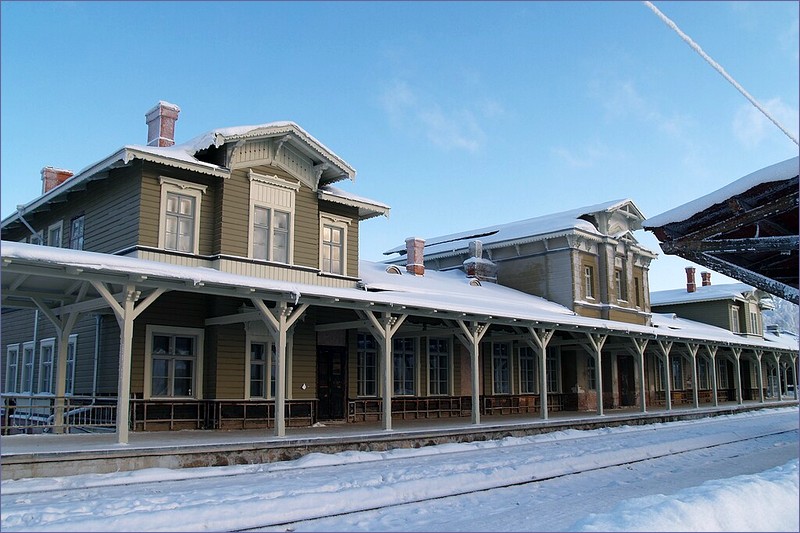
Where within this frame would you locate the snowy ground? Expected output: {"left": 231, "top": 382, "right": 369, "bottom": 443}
{"left": 1, "top": 407, "right": 798, "bottom": 532}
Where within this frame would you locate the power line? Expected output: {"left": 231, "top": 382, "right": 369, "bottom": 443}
{"left": 643, "top": 1, "right": 799, "bottom": 147}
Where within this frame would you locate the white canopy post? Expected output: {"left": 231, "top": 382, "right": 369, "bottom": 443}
{"left": 525, "top": 327, "right": 555, "bottom": 420}
{"left": 31, "top": 295, "right": 82, "bottom": 434}
{"left": 252, "top": 299, "right": 308, "bottom": 437}
{"left": 731, "top": 347, "right": 743, "bottom": 405}
{"left": 774, "top": 354, "right": 785, "bottom": 399}
{"left": 362, "top": 310, "right": 407, "bottom": 431}
{"left": 753, "top": 349, "right": 765, "bottom": 403}
{"left": 92, "top": 282, "right": 165, "bottom": 444}
{"left": 584, "top": 333, "right": 608, "bottom": 416}
{"left": 684, "top": 342, "right": 700, "bottom": 409}
{"left": 705, "top": 345, "right": 719, "bottom": 406}
{"left": 455, "top": 319, "right": 489, "bottom": 425}
{"left": 657, "top": 340, "right": 674, "bottom": 411}
{"left": 630, "top": 337, "right": 649, "bottom": 413}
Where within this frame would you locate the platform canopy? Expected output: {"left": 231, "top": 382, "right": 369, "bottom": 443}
{"left": 643, "top": 157, "right": 799, "bottom": 304}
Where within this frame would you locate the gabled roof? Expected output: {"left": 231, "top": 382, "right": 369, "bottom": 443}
{"left": 182, "top": 121, "right": 356, "bottom": 184}
{"left": 650, "top": 282, "right": 761, "bottom": 307}
{"left": 2, "top": 121, "right": 366, "bottom": 230}
{"left": 384, "top": 198, "right": 651, "bottom": 259}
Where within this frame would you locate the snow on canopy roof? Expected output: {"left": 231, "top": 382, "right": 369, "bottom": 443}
{"left": 318, "top": 185, "right": 390, "bottom": 219}
{"left": 650, "top": 282, "right": 759, "bottom": 306}
{"left": 3, "top": 241, "right": 793, "bottom": 351}
{"left": 643, "top": 156, "right": 800, "bottom": 228}
{"left": 384, "top": 198, "right": 643, "bottom": 257}
{"left": 181, "top": 121, "right": 356, "bottom": 179}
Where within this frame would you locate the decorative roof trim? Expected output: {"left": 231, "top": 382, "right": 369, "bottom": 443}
{"left": 318, "top": 189, "right": 390, "bottom": 220}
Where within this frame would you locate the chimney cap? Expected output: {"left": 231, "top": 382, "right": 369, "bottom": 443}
{"left": 146, "top": 101, "right": 181, "bottom": 116}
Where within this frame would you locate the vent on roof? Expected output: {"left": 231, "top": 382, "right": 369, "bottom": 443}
{"left": 386, "top": 265, "right": 402, "bottom": 275}
{"left": 469, "top": 278, "right": 482, "bottom": 286}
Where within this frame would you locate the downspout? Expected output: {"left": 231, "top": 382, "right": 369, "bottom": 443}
{"left": 92, "top": 314, "right": 102, "bottom": 400}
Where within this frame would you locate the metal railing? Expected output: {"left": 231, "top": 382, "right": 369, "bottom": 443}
{"left": 1, "top": 395, "right": 117, "bottom": 435}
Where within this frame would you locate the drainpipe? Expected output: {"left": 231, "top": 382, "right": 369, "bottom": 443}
{"left": 92, "top": 314, "right": 102, "bottom": 399}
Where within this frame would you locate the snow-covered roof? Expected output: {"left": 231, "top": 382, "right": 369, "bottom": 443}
{"left": 181, "top": 121, "right": 356, "bottom": 180}
{"left": 650, "top": 283, "right": 759, "bottom": 307}
{"left": 643, "top": 156, "right": 799, "bottom": 228}
{"left": 384, "top": 198, "right": 650, "bottom": 258}
{"left": 2, "top": 241, "right": 795, "bottom": 352}
{"left": 318, "top": 185, "right": 390, "bottom": 220}
{"left": 2, "top": 121, "right": 360, "bottom": 229}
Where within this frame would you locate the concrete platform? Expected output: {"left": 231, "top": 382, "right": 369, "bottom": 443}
{"left": 2, "top": 400, "right": 797, "bottom": 480}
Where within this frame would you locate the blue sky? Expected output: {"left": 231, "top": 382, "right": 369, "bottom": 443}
{"left": 1, "top": 1, "right": 797, "bottom": 292}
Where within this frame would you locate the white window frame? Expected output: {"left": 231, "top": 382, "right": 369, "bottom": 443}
{"left": 245, "top": 334, "right": 276, "bottom": 400}
{"left": 157, "top": 177, "right": 206, "bottom": 255}
{"left": 697, "top": 357, "right": 710, "bottom": 390}
{"left": 38, "top": 338, "right": 55, "bottom": 395}
{"left": 357, "top": 332, "right": 378, "bottom": 397}
{"left": 393, "top": 337, "right": 416, "bottom": 396}
{"left": 144, "top": 325, "right": 204, "bottom": 400}
{"left": 615, "top": 269, "right": 627, "bottom": 302}
{"left": 248, "top": 171, "right": 298, "bottom": 264}
{"left": 491, "top": 342, "right": 512, "bottom": 394}
{"left": 65, "top": 335, "right": 78, "bottom": 396}
{"left": 21, "top": 342, "right": 35, "bottom": 393}
{"left": 319, "top": 214, "right": 350, "bottom": 276}
{"left": 518, "top": 346, "right": 538, "bottom": 394}
{"left": 69, "top": 215, "right": 85, "bottom": 250}
{"left": 584, "top": 265, "right": 595, "bottom": 300}
{"left": 546, "top": 346, "right": 561, "bottom": 393}
{"left": 670, "top": 355, "right": 683, "bottom": 391}
{"left": 749, "top": 312, "right": 759, "bottom": 334}
{"left": 47, "top": 220, "right": 63, "bottom": 248}
{"left": 586, "top": 355, "right": 597, "bottom": 390}
{"left": 5, "top": 344, "right": 19, "bottom": 393}
{"left": 730, "top": 305, "right": 741, "bottom": 333}
{"left": 428, "top": 337, "right": 452, "bottom": 396}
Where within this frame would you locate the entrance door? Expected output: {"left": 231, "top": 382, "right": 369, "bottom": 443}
{"left": 317, "top": 346, "right": 347, "bottom": 420}
{"left": 617, "top": 355, "right": 636, "bottom": 407}
{"left": 740, "top": 359, "right": 752, "bottom": 400}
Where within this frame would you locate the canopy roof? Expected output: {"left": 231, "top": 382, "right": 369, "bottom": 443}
{"left": 643, "top": 157, "right": 799, "bottom": 304}
{"left": 2, "top": 241, "right": 796, "bottom": 352}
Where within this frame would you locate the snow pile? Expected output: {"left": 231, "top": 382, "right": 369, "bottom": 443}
{"left": 572, "top": 459, "right": 799, "bottom": 532}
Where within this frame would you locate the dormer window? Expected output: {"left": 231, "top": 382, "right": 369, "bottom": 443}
{"left": 248, "top": 171, "right": 298, "bottom": 264}
{"left": 158, "top": 177, "right": 206, "bottom": 255}
{"left": 320, "top": 213, "right": 350, "bottom": 276}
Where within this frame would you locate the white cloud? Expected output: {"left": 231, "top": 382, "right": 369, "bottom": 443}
{"left": 593, "top": 79, "right": 693, "bottom": 138}
{"left": 551, "top": 141, "right": 628, "bottom": 169}
{"left": 379, "top": 80, "right": 488, "bottom": 153}
{"left": 732, "top": 98, "right": 799, "bottom": 148}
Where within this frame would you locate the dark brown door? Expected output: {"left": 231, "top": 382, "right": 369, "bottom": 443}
{"left": 317, "top": 346, "right": 346, "bottom": 420}
{"left": 617, "top": 355, "right": 636, "bottom": 406}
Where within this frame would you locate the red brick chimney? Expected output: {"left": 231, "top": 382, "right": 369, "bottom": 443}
{"left": 685, "top": 266, "right": 696, "bottom": 293}
{"left": 701, "top": 271, "right": 711, "bottom": 287}
{"left": 405, "top": 237, "right": 425, "bottom": 276}
{"left": 463, "top": 240, "right": 498, "bottom": 283}
{"left": 146, "top": 101, "right": 181, "bottom": 147}
{"left": 41, "top": 167, "right": 74, "bottom": 194}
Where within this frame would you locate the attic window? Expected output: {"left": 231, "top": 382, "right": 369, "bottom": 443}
{"left": 385, "top": 265, "right": 403, "bottom": 275}
{"left": 469, "top": 279, "right": 482, "bottom": 287}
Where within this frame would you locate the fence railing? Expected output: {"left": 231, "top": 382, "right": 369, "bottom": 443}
{"left": 1, "top": 395, "right": 117, "bottom": 435}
